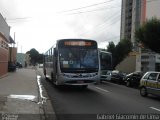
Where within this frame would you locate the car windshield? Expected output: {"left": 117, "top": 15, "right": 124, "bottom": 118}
{"left": 59, "top": 48, "right": 99, "bottom": 72}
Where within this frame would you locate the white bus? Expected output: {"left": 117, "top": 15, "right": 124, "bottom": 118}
{"left": 99, "top": 50, "right": 112, "bottom": 81}
{"left": 43, "top": 39, "right": 100, "bottom": 88}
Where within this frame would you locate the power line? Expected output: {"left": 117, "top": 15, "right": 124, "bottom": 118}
{"left": 66, "top": 5, "right": 120, "bottom": 15}
{"left": 76, "top": 9, "right": 121, "bottom": 43}
{"left": 98, "top": 35, "right": 120, "bottom": 43}
{"left": 6, "top": 4, "right": 121, "bottom": 22}
{"left": 5, "top": 0, "right": 121, "bottom": 22}
{"left": 57, "top": 0, "right": 116, "bottom": 13}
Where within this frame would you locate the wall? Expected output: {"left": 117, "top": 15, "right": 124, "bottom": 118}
{"left": 0, "top": 14, "right": 10, "bottom": 40}
{"left": 8, "top": 47, "right": 17, "bottom": 63}
{"left": 0, "top": 33, "right": 9, "bottom": 78}
{"left": 16, "top": 53, "right": 25, "bottom": 67}
{"left": 116, "top": 54, "right": 136, "bottom": 74}
{"left": 146, "top": 0, "right": 160, "bottom": 19}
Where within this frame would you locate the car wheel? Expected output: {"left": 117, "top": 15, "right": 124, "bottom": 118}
{"left": 140, "top": 87, "right": 148, "bottom": 97}
{"left": 126, "top": 81, "right": 131, "bottom": 87}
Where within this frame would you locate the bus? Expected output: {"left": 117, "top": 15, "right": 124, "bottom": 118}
{"left": 99, "top": 50, "right": 112, "bottom": 81}
{"left": 43, "top": 39, "right": 100, "bottom": 88}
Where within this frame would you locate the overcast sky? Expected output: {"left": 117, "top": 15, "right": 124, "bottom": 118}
{"left": 0, "top": 0, "right": 121, "bottom": 53}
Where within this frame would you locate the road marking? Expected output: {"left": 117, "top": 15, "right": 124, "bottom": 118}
{"left": 95, "top": 87, "right": 110, "bottom": 93}
{"left": 149, "top": 107, "right": 160, "bottom": 112}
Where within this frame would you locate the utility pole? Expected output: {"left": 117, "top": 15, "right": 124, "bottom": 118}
{"left": 13, "top": 32, "right": 15, "bottom": 47}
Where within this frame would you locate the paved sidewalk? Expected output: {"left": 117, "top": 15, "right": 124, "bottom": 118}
{"left": 0, "top": 68, "right": 56, "bottom": 120}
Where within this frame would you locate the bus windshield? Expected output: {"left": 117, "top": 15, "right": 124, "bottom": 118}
{"left": 59, "top": 47, "right": 99, "bottom": 72}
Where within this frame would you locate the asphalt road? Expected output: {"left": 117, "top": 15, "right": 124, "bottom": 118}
{"left": 39, "top": 74, "right": 160, "bottom": 120}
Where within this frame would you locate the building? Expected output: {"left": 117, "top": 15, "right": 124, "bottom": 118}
{"left": 0, "top": 32, "right": 9, "bottom": 78}
{"left": 25, "top": 53, "right": 31, "bottom": 67}
{"left": 121, "top": 0, "right": 160, "bottom": 42}
{"left": 0, "top": 13, "right": 16, "bottom": 78}
{"left": 16, "top": 53, "right": 31, "bottom": 67}
{"left": 119, "top": 0, "right": 160, "bottom": 73}
{"left": 0, "top": 13, "right": 10, "bottom": 78}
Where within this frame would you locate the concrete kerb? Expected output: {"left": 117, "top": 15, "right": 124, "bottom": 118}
{"left": 35, "top": 67, "right": 57, "bottom": 120}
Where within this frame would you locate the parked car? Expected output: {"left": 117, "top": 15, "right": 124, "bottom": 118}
{"left": 111, "top": 70, "right": 127, "bottom": 84}
{"left": 100, "top": 70, "right": 112, "bottom": 82}
{"left": 8, "top": 62, "right": 16, "bottom": 72}
{"left": 124, "top": 71, "right": 143, "bottom": 87}
{"left": 16, "top": 62, "right": 23, "bottom": 68}
{"left": 39, "top": 64, "right": 43, "bottom": 68}
{"left": 139, "top": 71, "right": 160, "bottom": 97}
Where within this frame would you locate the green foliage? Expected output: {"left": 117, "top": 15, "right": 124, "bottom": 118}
{"left": 107, "top": 41, "right": 115, "bottom": 53}
{"left": 107, "top": 39, "right": 132, "bottom": 69}
{"left": 26, "top": 48, "right": 43, "bottom": 64}
{"left": 135, "top": 17, "right": 160, "bottom": 53}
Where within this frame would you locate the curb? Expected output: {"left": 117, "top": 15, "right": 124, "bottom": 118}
{"left": 36, "top": 68, "right": 57, "bottom": 120}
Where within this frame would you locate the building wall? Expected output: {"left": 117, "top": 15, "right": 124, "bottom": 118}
{"left": 0, "top": 13, "right": 10, "bottom": 40}
{"left": 116, "top": 54, "right": 136, "bottom": 73}
{"left": 120, "top": 0, "right": 133, "bottom": 41}
{"left": 16, "top": 53, "right": 31, "bottom": 67}
{"left": 25, "top": 54, "right": 31, "bottom": 66}
{"left": 0, "top": 33, "right": 9, "bottom": 78}
{"left": 16, "top": 53, "right": 25, "bottom": 67}
{"left": 8, "top": 47, "right": 17, "bottom": 64}
{"left": 146, "top": 0, "right": 160, "bottom": 19}
{"left": 120, "top": 0, "right": 127, "bottom": 40}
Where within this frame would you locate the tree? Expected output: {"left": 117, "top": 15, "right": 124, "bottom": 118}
{"left": 114, "top": 39, "right": 132, "bottom": 68}
{"left": 26, "top": 48, "right": 40, "bottom": 65}
{"left": 106, "top": 39, "right": 132, "bottom": 69}
{"left": 135, "top": 17, "right": 160, "bottom": 53}
{"left": 107, "top": 41, "right": 115, "bottom": 53}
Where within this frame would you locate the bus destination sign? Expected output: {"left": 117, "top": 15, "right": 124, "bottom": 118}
{"left": 64, "top": 41, "right": 92, "bottom": 46}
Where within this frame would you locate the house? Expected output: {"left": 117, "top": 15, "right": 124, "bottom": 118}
{"left": 0, "top": 13, "right": 16, "bottom": 78}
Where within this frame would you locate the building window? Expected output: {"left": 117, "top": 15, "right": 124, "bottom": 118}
{"left": 0, "top": 40, "right": 8, "bottom": 50}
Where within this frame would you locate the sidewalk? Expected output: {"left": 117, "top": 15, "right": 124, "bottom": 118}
{"left": 0, "top": 67, "right": 56, "bottom": 120}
